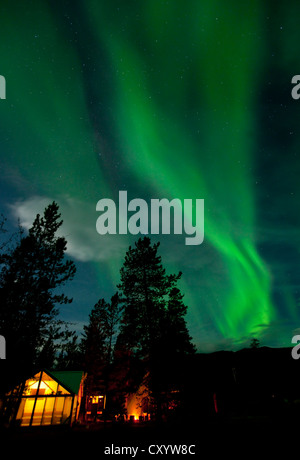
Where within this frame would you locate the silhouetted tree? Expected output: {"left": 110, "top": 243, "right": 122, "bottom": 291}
{"left": 250, "top": 337, "right": 260, "bottom": 349}
{"left": 116, "top": 237, "right": 195, "bottom": 419}
{"left": 81, "top": 299, "right": 108, "bottom": 393}
{"left": 117, "top": 237, "right": 184, "bottom": 356}
{"left": 55, "top": 330, "right": 83, "bottom": 370}
{"left": 0, "top": 202, "right": 76, "bottom": 384}
{"left": 0, "top": 213, "right": 7, "bottom": 250}
{"left": 80, "top": 293, "right": 122, "bottom": 416}
{"left": 0, "top": 213, "right": 21, "bottom": 255}
{"left": 161, "top": 286, "right": 196, "bottom": 356}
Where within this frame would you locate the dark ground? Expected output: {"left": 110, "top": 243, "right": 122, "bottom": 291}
{"left": 0, "top": 415, "right": 295, "bottom": 457}
{"left": 1, "top": 347, "right": 298, "bottom": 456}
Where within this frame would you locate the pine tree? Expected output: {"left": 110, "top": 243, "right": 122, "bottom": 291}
{"left": 117, "top": 237, "right": 194, "bottom": 358}
{"left": 162, "top": 287, "right": 196, "bottom": 356}
{"left": 116, "top": 237, "right": 195, "bottom": 417}
{"left": 81, "top": 293, "right": 122, "bottom": 372}
{"left": 81, "top": 298, "right": 110, "bottom": 381}
{"left": 80, "top": 293, "right": 122, "bottom": 415}
{"left": 55, "top": 331, "right": 83, "bottom": 370}
{"left": 250, "top": 337, "right": 260, "bottom": 349}
{"left": 117, "top": 237, "right": 182, "bottom": 358}
{"left": 0, "top": 202, "right": 76, "bottom": 381}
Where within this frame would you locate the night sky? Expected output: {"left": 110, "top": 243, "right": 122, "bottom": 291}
{"left": 1, "top": 0, "right": 300, "bottom": 352}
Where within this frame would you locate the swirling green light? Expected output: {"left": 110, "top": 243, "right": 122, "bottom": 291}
{"left": 87, "top": 0, "right": 275, "bottom": 340}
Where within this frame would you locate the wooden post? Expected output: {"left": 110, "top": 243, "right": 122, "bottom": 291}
{"left": 29, "top": 371, "right": 43, "bottom": 426}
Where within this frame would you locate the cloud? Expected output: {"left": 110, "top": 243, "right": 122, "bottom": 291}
{"left": 9, "top": 195, "right": 128, "bottom": 263}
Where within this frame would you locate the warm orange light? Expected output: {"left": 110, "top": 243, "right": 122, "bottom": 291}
{"left": 128, "top": 413, "right": 140, "bottom": 421}
{"left": 90, "top": 395, "right": 104, "bottom": 403}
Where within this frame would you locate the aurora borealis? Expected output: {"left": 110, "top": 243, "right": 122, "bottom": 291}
{"left": 1, "top": 0, "right": 300, "bottom": 352}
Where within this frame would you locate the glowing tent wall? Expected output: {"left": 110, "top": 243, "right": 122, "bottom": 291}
{"left": 11, "top": 370, "right": 85, "bottom": 427}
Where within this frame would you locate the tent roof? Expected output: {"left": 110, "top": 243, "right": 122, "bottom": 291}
{"left": 46, "top": 370, "right": 84, "bottom": 395}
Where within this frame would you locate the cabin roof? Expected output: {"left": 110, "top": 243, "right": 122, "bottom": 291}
{"left": 44, "top": 370, "right": 84, "bottom": 394}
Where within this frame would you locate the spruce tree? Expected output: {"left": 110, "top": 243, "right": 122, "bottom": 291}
{"left": 117, "top": 236, "right": 194, "bottom": 358}
{"left": 80, "top": 293, "right": 122, "bottom": 415}
{"left": 0, "top": 202, "right": 76, "bottom": 381}
{"left": 116, "top": 237, "right": 195, "bottom": 417}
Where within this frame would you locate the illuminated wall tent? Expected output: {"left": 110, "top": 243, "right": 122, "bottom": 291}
{"left": 6, "top": 370, "right": 85, "bottom": 427}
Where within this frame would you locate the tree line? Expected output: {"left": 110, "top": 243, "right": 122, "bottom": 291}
{"left": 0, "top": 202, "right": 195, "bottom": 420}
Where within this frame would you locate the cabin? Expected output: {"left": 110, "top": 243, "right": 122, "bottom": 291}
{"left": 4, "top": 369, "right": 86, "bottom": 427}
{"left": 84, "top": 393, "right": 105, "bottom": 421}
